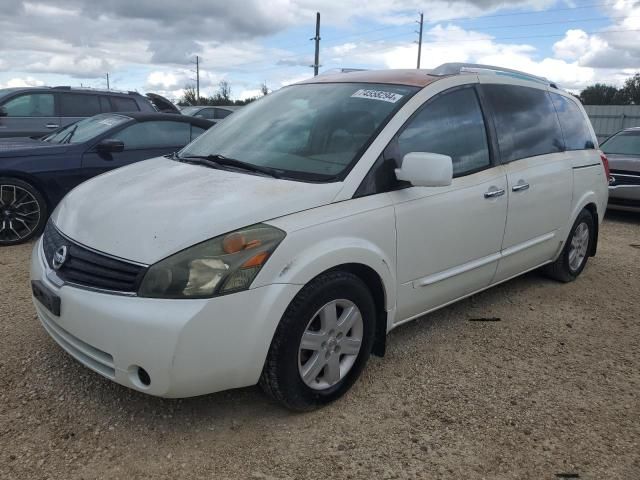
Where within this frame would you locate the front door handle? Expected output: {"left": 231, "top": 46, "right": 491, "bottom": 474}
{"left": 512, "top": 181, "right": 530, "bottom": 192}
{"left": 45, "top": 123, "right": 60, "bottom": 129}
{"left": 484, "top": 187, "right": 505, "bottom": 199}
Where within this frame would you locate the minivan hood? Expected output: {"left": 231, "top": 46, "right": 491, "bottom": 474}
{"left": 0, "top": 137, "right": 70, "bottom": 158}
{"left": 52, "top": 157, "right": 342, "bottom": 264}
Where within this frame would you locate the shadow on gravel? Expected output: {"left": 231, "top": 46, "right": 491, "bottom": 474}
{"left": 604, "top": 209, "right": 640, "bottom": 225}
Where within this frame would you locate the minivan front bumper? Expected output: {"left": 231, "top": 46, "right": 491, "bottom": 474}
{"left": 30, "top": 237, "right": 301, "bottom": 398}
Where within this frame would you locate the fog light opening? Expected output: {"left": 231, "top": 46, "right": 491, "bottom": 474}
{"left": 137, "top": 367, "right": 151, "bottom": 387}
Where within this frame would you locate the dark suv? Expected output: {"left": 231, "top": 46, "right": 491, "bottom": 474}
{"left": 0, "top": 87, "right": 179, "bottom": 138}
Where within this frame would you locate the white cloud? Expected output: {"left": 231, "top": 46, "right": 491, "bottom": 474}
{"left": 319, "top": 23, "right": 631, "bottom": 90}
{"left": 0, "top": 77, "right": 46, "bottom": 88}
{"left": 1, "top": 0, "right": 639, "bottom": 95}
{"left": 237, "top": 88, "right": 263, "bottom": 100}
{"left": 145, "top": 69, "right": 222, "bottom": 91}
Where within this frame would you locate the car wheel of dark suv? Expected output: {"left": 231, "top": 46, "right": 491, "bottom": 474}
{"left": 0, "top": 177, "right": 47, "bottom": 246}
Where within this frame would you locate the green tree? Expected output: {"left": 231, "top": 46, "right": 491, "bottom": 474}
{"left": 619, "top": 73, "right": 640, "bottom": 105}
{"left": 579, "top": 83, "right": 622, "bottom": 105}
{"left": 178, "top": 85, "right": 198, "bottom": 106}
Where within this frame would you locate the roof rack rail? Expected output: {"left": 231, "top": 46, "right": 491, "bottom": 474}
{"left": 320, "top": 68, "right": 368, "bottom": 75}
{"left": 51, "top": 86, "right": 140, "bottom": 95}
{"left": 430, "top": 63, "right": 557, "bottom": 88}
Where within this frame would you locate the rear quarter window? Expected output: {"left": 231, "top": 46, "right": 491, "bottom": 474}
{"left": 482, "top": 84, "right": 564, "bottom": 163}
{"left": 110, "top": 97, "right": 139, "bottom": 112}
{"left": 550, "top": 93, "right": 594, "bottom": 150}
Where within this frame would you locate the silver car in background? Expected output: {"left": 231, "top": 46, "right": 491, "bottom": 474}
{"left": 601, "top": 127, "right": 640, "bottom": 212}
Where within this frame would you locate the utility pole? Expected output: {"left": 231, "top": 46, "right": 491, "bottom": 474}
{"left": 415, "top": 12, "right": 424, "bottom": 69}
{"left": 310, "top": 12, "right": 321, "bottom": 76}
{"left": 190, "top": 56, "right": 201, "bottom": 103}
{"left": 195, "top": 55, "right": 200, "bottom": 102}
{"left": 106, "top": 73, "right": 110, "bottom": 90}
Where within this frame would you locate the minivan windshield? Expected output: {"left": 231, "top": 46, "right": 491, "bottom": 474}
{"left": 42, "top": 114, "right": 130, "bottom": 144}
{"left": 178, "top": 82, "right": 418, "bottom": 181}
{"left": 601, "top": 130, "right": 640, "bottom": 156}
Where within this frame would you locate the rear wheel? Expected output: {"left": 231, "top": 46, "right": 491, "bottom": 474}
{"left": 0, "top": 178, "right": 47, "bottom": 246}
{"left": 260, "top": 271, "right": 376, "bottom": 411}
{"left": 543, "top": 209, "right": 595, "bottom": 282}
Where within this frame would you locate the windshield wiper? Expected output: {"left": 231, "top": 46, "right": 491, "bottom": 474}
{"left": 177, "top": 153, "right": 281, "bottom": 179}
{"left": 59, "top": 125, "right": 78, "bottom": 144}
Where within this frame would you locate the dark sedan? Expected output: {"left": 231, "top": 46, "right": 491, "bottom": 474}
{"left": 601, "top": 127, "right": 640, "bottom": 212}
{"left": 0, "top": 113, "right": 214, "bottom": 245}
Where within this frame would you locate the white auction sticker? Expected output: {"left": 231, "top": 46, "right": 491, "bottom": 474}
{"left": 351, "top": 89, "right": 403, "bottom": 103}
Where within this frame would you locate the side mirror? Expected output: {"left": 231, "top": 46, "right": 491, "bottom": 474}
{"left": 395, "top": 152, "right": 453, "bottom": 187}
{"left": 0, "top": 106, "right": 7, "bottom": 117}
{"left": 96, "top": 139, "right": 125, "bottom": 153}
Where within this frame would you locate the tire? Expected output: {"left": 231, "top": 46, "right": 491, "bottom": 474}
{"left": 543, "top": 209, "right": 595, "bottom": 283}
{"left": 260, "top": 270, "right": 376, "bottom": 411}
{"left": 0, "top": 177, "right": 48, "bottom": 246}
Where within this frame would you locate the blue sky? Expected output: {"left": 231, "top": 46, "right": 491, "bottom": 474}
{"left": 1, "top": 0, "right": 639, "bottom": 100}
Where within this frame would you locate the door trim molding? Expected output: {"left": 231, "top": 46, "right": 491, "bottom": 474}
{"left": 395, "top": 258, "right": 554, "bottom": 327}
{"left": 413, "top": 252, "right": 501, "bottom": 287}
{"left": 411, "top": 231, "right": 556, "bottom": 288}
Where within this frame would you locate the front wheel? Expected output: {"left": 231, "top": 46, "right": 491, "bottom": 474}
{"left": 260, "top": 271, "right": 376, "bottom": 411}
{"left": 0, "top": 178, "right": 48, "bottom": 246}
{"left": 543, "top": 209, "right": 595, "bottom": 282}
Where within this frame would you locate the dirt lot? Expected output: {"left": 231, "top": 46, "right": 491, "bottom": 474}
{"left": 1, "top": 211, "right": 638, "bottom": 480}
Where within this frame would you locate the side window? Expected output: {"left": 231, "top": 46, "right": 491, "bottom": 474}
{"left": 2, "top": 93, "right": 54, "bottom": 117}
{"left": 191, "top": 125, "right": 207, "bottom": 141}
{"left": 113, "top": 121, "right": 190, "bottom": 149}
{"left": 110, "top": 97, "right": 139, "bottom": 112}
{"left": 198, "top": 108, "right": 216, "bottom": 120}
{"left": 550, "top": 93, "right": 594, "bottom": 150}
{"left": 214, "top": 108, "right": 232, "bottom": 119}
{"left": 59, "top": 93, "right": 101, "bottom": 116}
{"left": 395, "top": 86, "right": 491, "bottom": 177}
{"left": 482, "top": 84, "right": 564, "bottom": 163}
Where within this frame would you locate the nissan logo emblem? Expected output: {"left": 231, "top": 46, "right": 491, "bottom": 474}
{"left": 52, "top": 245, "right": 68, "bottom": 270}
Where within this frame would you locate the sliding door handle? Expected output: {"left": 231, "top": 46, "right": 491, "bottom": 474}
{"left": 484, "top": 187, "right": 505, "bottom": 199}
{"left": 512, "top": 182, "right": 530, "bottom": 192}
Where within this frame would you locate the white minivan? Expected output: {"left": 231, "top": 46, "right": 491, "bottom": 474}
{"left": 30, "top": 64, "right": 609, "bottom": 410}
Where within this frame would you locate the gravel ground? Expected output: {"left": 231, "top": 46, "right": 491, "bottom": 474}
{"left": 1, "top": 211, "right": 638, "bottom": 480}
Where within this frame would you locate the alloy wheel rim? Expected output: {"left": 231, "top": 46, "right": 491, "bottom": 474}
{"left": 0, "top": 184, "right": 41, "bottom": 244}
{"left": 298, "top": 299, "right": 364, "bottom": 391}
{"left": 568, "top": 222, "right": 589, "bottom": 272}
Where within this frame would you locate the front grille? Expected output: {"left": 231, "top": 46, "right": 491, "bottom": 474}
{"left": 610, "top": 170, "right": 640, "bottom": 186}
{"left": 42, "top": 221, "right": 146, "bottom": 293}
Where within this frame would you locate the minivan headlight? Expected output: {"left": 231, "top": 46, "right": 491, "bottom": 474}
{"left": 138, "top": 224, "right": 285, "bottom": 299}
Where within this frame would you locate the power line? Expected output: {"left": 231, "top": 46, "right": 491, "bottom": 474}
{"left": 178, "top": 3, "right": 636, "bottom": 77}
{"left": 419, "top": 27, "right": 640, "bottom": 45}
{"left": 454, "top": 14, "right": 640, "bottom": 32}
{"left": 429, "top": 1, "right": 624, "bottom": 23}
